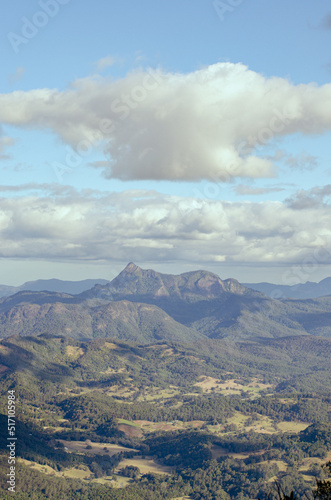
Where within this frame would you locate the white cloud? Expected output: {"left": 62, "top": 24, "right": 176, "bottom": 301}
{"left": 8, "top": 66, "right": 26, "bottom": 85}
{"left": 94, "top": 56, "right": 116, "bottom": 71}
{"left": 234, "top": 185, "right": 285, "bottom": 196}
{"left": 0, "top": 186, "right": 330, "bottom": 268}
{"left": 0, "top": 63, "right": 331, "bottom": 181}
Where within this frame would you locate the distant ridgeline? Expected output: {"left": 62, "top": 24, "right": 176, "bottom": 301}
{"left": 0, "top": 262, "right": 330, "bottom": 342}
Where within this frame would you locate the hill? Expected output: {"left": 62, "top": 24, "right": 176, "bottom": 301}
{"left": 0, "top": 293, "right": 201, "bottom": 343}
{"left": 1, "top": 332, "right": 331, "bottom": 402}
{"left": 0, "top": 278, "right": 109, "bottom": 298}
{"left": 244, "top": 277, "right": 331, "bottom": 299}
{"left": 0, "top": 264, "right": 330, "bottom": 343}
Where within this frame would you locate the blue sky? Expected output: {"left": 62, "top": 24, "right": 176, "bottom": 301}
{"left": 0, "top": 0, "right": 331, "bottom": 284}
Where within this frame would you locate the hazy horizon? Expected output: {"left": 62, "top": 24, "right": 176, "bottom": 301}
{"left": 2, "top": 260, "right": 331, "bottom": 288}
{"left": 1, "top": 1, "right": 331, "bottom": 287}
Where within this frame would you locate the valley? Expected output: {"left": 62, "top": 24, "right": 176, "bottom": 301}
{"left": 0, "top": 264, "right": 330, "bottom": 499}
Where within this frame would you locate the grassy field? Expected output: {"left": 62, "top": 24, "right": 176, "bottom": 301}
{"left": 0, "top": 345, "right": 10, "bottom": 355}
{"left": 298, "top": 450, "right": 331, "bottom": 473}
{"left": 172, "top": 497, "right": 192, "bottom": 499}
{"left": 210, "top": 444, "right": 265, "bottom": 461}
{"left": 207, "top": 411, "right": 310, "bottom": 435}
{"left": 65, "top": 346, "right": 85, "bottom": 359}
{"left": 106, "top": 385, "right": 136, "bottom": 399}
{"left": 58, "top": 440, "right": 138, "bottom": 456}
{"left": 102, "top": 366, "right": 125, "bottom": 375}
{"left": 19, "top": 458, "right": 92, "bottom": 480}
{"left": 269, "top": 459, "right": 288, "bottom": 472}
{"left": 92, "top": 474, "right": 132, "bottom": 488}
{"left": 103, "top": 342, "right": 120, "bottom": 350}
{"left": 19, "top": 458, "right": 62, "bottom": 477}
{"left": 126, "top": 413, "right": 311, "bottom": 437}
{"left": 115, "top": 456, "right": 172, "bottom": 476}
{"left": 62, "top": 465, "right": 92, "bottom": 479}
{"left": 194, "top": 376, "right": 273, "bottom": 397}
{"left": 136, "top": 386, "right": 180, "bottom": 402}
{"left": 117, "top": 419, "right": 140, "bottom": 427}
{"left": 277, "top": 421, "right": 310, "bottom": 433}
{"left": 207, "top": 410, "right": 276, "bottom": 434}
{"left": 132, "top": 419, "right": 205, "bottom": 434}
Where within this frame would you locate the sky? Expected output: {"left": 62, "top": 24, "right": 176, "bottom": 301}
{"left": 0, "top": 0, "right": 331, "bottom": 285}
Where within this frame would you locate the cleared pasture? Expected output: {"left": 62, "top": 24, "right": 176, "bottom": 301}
{"left": 57, "top": 439, "right": 138, "bottom": 456}
{"left": 115, "top": 456, "right": 172, "bottom": 476}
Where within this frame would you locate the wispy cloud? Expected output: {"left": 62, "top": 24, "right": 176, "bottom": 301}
{"left": 321, "top": 13, "right": 331, "bottom": 30}
{"left": 234, "top": 185, "right": 285, "bottom": 196}
{"left": 0, "top": 135, "right": 15, "bottom": 159}
{"left": 94, "top": 56, "right": 116, "bottom": 71}
{"left": 8, "top": 66, "right": 26, "bottom": 86}
{"left": 285, "top": 185, "right": 331, "bottom": 210}
{"left": 0, "top": 183, "right": 75, "bottom": 195}
{"left": 266, "top": 150, "right": 318, "bottom": 171}
{"left": 285, "top": 151, "right": 318, "bottom": 171}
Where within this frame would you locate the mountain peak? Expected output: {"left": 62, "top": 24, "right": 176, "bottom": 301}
{"left": 123, "top": 262, "right": 141, "bottom": 273}
{"left": 87, "top": 263, "right": 251, "bottom": 303}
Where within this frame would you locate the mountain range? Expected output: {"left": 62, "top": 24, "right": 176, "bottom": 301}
{"left": 244, "top": 278, "right": 331, "bottom": 299}
{"left": 0, "top": 278, "right": 109, "bottom": 298}
{"left": 1, "top": 272, "right": 331, "bottom": 301}
{"left": 0, "top": 262, "right": 331, "bottom": 343}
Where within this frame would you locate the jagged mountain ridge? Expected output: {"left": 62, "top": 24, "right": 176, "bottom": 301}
{"left": 83, "top": 262, "right": 250, "bottom": 301}
{"left": 2, "top": 265, "right": 331, "bottom": 301}
{"left": 0, "top": 263, "right": 331, "bottom": 342}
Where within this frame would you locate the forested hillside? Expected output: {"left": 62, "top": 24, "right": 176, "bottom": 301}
{"left": 0, "top": 332, "right": 330, "bottom": 499}
{"left": 1, "top": 264, "right": 331, "bottom": 342}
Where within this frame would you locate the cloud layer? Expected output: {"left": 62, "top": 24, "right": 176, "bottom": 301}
{"left": 1, "top": 63, "right": 331, "bottom": 181}
{"left": 0, "top": 186, "right": 330, "bottom": 269}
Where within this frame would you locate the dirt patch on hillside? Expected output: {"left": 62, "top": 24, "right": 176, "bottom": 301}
{"left": 0, "top": 345, "right": 10, "bottom": 355}
{"left": 195, "top": 376, "right": 220, "bottom": 392}
{"left": 104, "top": 342, "right": 119, "bottom": 350}
{"left": 66, "top": 346, "right": 85, "bottom": 359}
{"left": 134, "top": 420, "right": 204, "bottom": 433}
{"left": 58, "top": 440, "right": 138, "bottom": 456}
{"left": 118, "top": 423, "right": 143, "bottom": 438}
{"left": 116, "top": 456, "right": 172, "bottom": 476}
{"left": 211, "top": 444, "right": 266, "bottom": 460}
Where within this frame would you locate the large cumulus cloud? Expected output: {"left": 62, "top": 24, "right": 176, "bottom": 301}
{"left": 1, "top": 63, "right": 331, "bottom": 181}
